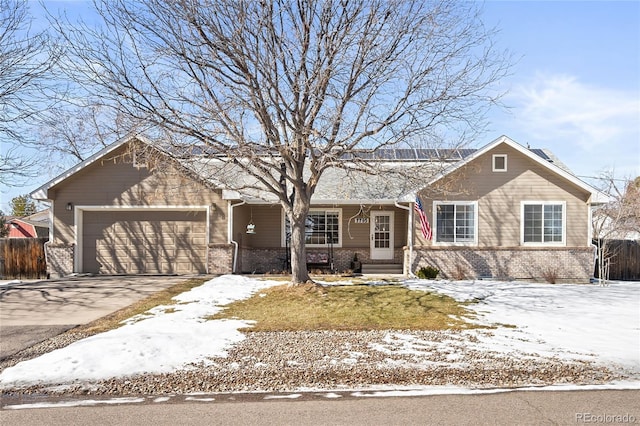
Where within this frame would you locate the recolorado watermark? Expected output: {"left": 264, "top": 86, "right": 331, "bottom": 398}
{"left": 576, "top": 413, "right": 637, "bottom": 424}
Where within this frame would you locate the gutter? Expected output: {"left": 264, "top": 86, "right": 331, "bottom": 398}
{"left": 228, "top": 200, "right": 246, "bottom": 273}
{"left": 394, "top": 201, "right": 414, "bottom": 277}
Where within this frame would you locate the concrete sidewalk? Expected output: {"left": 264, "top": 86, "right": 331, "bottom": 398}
{"left": 0, "top": 275, "right": 199, "bottom": 360}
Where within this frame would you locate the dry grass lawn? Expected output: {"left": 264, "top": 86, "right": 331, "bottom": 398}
{"left": 67, "top": 278, "right": 480, "bottom": 336}
{"left": 211, "top": 283, "right": 479, "bottom": 331}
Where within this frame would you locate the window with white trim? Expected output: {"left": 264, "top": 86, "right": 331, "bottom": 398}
{"left": 492, "top": 154, "right": 507, "bottom": 172}
{"left": 434, "top": 202, "right": 477, "bottom": 244}
{"left": 522, "top": 202, "right": 565, "bottom": 244}
{"left": 283, "top": 209, "right": 341, "bottom": 247}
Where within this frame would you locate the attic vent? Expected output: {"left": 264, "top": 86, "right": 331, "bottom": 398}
{"left": 492, "top": 154, "right": 507, "bottom": 172}
{"left": 133, "top": 148, "right": 149, "bottom": 169}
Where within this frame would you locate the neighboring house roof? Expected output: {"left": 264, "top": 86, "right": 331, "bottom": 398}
{"left": 596, "top": 216, "right": 640, "bottom": 240}
{"left": 23, "top": 209, "right": 50, "bottom": 224}
{"left": 5, "top": 217, "right": 49, "bottom": 238}
{"left": 30, "top": 134, "right": 608, "bottom": 205}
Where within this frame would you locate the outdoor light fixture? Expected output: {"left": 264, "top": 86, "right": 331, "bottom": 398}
{"left": 66, "top": 202, "right": 73, "bottom": 211}
{"left": 246, "top": 222, "right": 256, "bottom": 234}
{"left": 246, "top": 207, "right": 256, "bottom": 234}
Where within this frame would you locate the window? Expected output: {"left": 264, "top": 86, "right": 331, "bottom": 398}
{"left": 434, "top": 202, "right": 477, "bottom": 244}
{"left": 492, "top": 154, "right": 507, "bottom": 172}
{"left": 283, "top": 209, "right": 341, "bottom": 247}
{"left": 522, "top": 202, "right": 565, "bottom": 244}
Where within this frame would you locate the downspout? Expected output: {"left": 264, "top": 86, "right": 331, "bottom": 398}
{"left": 394, "top": 201, "right": 414, "bottom": 277}
{"left": 43, "top": 202, "right": 54, "bottom": 279}
{"left": 228, "top": 200, "right": 246, "bottom": 273}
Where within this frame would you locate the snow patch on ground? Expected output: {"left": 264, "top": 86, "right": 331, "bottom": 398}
{"left": 405, "top": 279, "right": 640, "bottom": 369}
{"left": 0, "top": 275, "right": 638, "bottom": 392}
{"left": 0, "top": 275, "right": 281, "bottom": 388}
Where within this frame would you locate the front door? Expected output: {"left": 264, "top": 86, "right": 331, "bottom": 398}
{"left": 370, "top": 211, "right": 394, "bottom": 260}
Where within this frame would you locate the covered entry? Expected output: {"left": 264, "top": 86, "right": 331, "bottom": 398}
{"left": 78, "top": 208, "right": 208, "bottom": 274}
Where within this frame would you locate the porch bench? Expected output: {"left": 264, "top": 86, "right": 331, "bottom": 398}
{"left": 306, "top": 252, "right": 331, "bottom": 270}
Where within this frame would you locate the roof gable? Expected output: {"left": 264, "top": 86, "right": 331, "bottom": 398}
{"left": 31, "top": 135, "right": 152, "bottom": 200}
{"left": 31, "top": 133, "right": 609, "bottom": 205}
{"left": 423, "top": 135, "right": 609, "bottom": 204}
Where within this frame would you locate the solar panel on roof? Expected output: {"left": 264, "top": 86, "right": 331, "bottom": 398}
{"left": 530, "top": 148, "right": 550, "bottom": 161}
{"left": 437, "top": 149, "right": 461, "bottom": 160}
{"left": 376, "top": 149, "right": 396, "bottom": 159}
{"left": 414, "top": 149, "right": 438, "bottom": 159}
{"left": 330, "top": 147, "right": 481, "bottom": 161}
{"left": 395, "top": 149, "right": 416, "bottom": 160}
{"left": 458, "top": 149, "right": 476, "bottom": 158}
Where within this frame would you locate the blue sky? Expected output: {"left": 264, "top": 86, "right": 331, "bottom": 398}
{"left": 481, "top": 1, "right": 639, "bottom": 182}
{"left": 1, "top": 0, "right": 639, "bottom": 211}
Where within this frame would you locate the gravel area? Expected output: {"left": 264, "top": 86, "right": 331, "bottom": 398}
{"left": 0, "top": 329, "right": 632, "bottom": 397}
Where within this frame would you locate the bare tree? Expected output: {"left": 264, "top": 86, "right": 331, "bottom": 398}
{"left": 56, "top": 0, "right": 510, "bottom": 284}
{"left": 592, "top": 174, "right": 640, "bottom": 283}
{"left": 0, "top": 145, "right": 38, "bottom": 186}
{"left": 36, "top": 103, "right": 143, "bottom": 167}
{"left": 0, "top": 0, "right": 60, "bottom": 186}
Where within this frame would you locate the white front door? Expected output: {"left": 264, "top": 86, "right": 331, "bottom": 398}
{"left": 370, "top": 211, "right": 394, "bottom": 260}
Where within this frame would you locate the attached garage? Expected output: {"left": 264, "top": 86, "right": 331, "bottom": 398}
{"left": 78, "top": 208, "right": 209, "bottom": 274}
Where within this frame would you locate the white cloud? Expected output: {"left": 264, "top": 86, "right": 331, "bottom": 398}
{"left": 507, "top": 74, "right": 640, "bottom": 152}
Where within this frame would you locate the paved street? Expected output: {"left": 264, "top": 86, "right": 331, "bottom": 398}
{"left": 0, "top": 275, "right": 196, "bottom": 360}
{"left": 1, "top": 389, "right": 639, "bottom": 425}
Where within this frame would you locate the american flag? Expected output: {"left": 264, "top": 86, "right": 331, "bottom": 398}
{"left": 414, "top": 196, "right": 432, "bottom": 240}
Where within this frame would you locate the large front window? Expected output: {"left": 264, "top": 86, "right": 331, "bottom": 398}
{"left": 283, "top": 209, "right": 341, "bottom": 247}
{"left": 522, "top": 202, "right": 564, "bottom": 244}
{"left": 435, "top": 202, "right": 476, "bottom": 244}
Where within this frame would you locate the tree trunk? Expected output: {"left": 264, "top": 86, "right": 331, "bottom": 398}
{"left": 287, "top": 193, "right": 312, "bottom": 285}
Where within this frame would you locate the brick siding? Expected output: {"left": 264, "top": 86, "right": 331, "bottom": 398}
{"left": 207, "top": 244, "right": 234, "bottom": 274}
{"left": 45, "top": 244, "right": 74, "bottom": 278}
{"left": 240, "top": 247, "right": 403, "bottom": 274}
{"left": 410, "top": 246, "right": 595, "bottom": 283}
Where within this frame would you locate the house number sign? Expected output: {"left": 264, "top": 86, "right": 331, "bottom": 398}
{"left": 354, "top": 218, "right": 369, "bottom": 224}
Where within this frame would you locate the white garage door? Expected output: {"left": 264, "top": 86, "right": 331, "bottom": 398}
{"left": 82, "top": 210, "right": 207, "bottom": 274}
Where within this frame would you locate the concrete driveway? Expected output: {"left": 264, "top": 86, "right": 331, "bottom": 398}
{"left": 0, "top": 275, "right": 200, "bottom": 361}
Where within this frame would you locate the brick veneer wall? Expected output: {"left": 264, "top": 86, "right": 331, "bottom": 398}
{"left": 207, "top": 244, "right": 234, "bottom": 274}
{"left": 333, "top": 248, "right": 404, "bottom": 272}
{"left": 410, "top": 246, "right": 595, "bottom": 283}
{"left": 240, "top": 247, "right": 404, "bottom": 273}
{"left": 240, "top": 248, "right": 288, "bottom": 273}
{"left": 45, "top": 243, "right": 74, "bottom": 278}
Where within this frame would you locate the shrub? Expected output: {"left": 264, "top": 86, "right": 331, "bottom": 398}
{"left": 542, "top": 268, "right": 558, "bottom": 284}
{"left": 416, "top": 265, "right": 439, "bottom": 279}
{"left": 452, "top": 264, "right": 468, "bottom": 280}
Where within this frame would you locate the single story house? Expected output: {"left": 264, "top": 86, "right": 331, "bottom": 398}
{"left": 31, "top": 135, "right": 608, "bottom": 282}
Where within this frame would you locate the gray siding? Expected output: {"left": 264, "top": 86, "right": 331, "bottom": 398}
{"left": 234, "top": 204, "right": 408, "bottom": 249}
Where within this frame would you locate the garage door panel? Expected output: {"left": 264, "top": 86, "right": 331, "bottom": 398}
{"left": 83, "top": 210, "right": 207, "bottom": 274}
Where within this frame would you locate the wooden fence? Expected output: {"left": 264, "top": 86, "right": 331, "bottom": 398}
{"left": 0, "top": 238, "right": 48, "bottom": 279}
{"left": 594, "top": 239, "right": 640, "bottom": 281}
